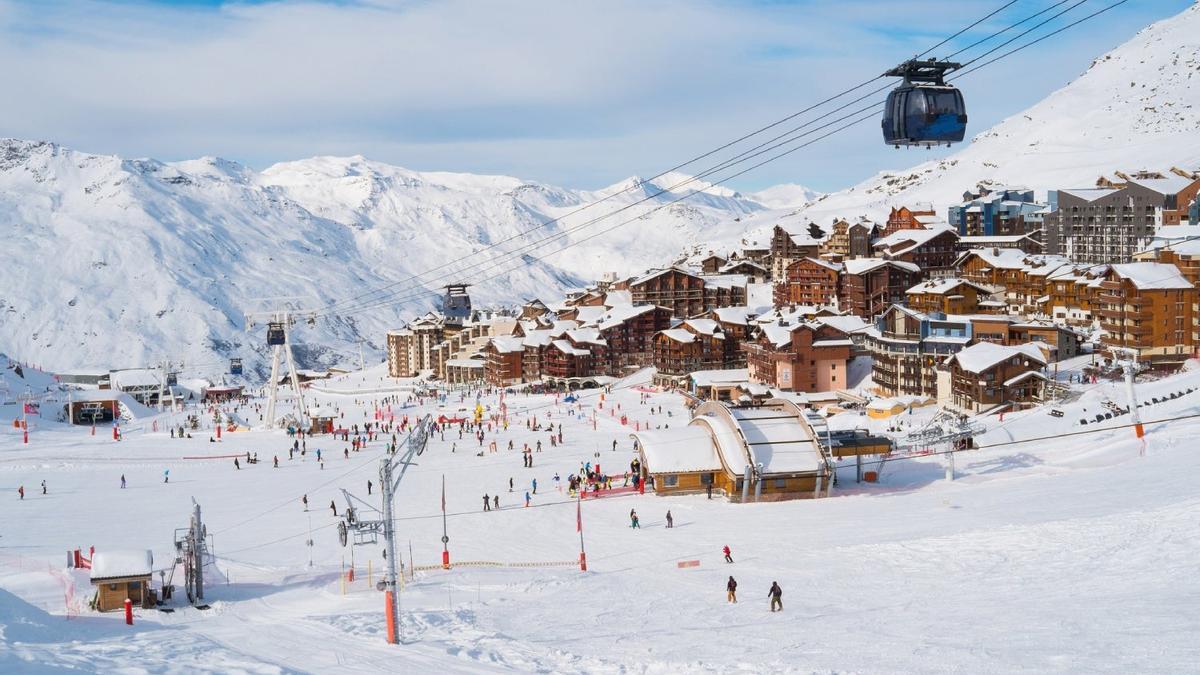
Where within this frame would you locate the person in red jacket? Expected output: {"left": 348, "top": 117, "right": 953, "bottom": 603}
{"left": 723, "top": 545, "right": 733, "bottom": 563}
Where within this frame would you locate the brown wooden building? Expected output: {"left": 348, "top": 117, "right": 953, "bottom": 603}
{"left": 942, "top": 341, "right": 1047, "bottom": 413}
{"left": 775, "top": 258, "right": 840, "bottom": 308}
{"left": 838, "top": 258, "right": 923, "bottom": 319}
{"left": 744, "top": 321, "right": 852, "bottom": 392}
{"left": 1097, "top": 262, "right": 1197, "bottom": 366}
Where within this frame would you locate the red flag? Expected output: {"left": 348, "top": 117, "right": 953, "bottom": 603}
{"left": 576, "top": 497, "right": 582, "bottom": 533}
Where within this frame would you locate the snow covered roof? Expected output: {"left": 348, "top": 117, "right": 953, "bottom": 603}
{"left": 812, "top": 339, "right": 854, "bottom": 348}
{"left": 729, "top": 407, "right": 821, "bottom": 474}
{"left": 91, "top": 550, "right": 153, "bottom": 580}
{"left": 445, "top": 358, "right": 485, "bottom": 368}
{"left": 1129, "top": 174, "right": 1197, "bottom": 195}
{"left": 572, "top": 306, "right": 608, "bottom": 324}
{"left": 874, "top": 225, "right": 957, "bottom": 255}
{"left": 945, "top": 341, "right": 1047, "bottom": 374}
{"left": 522, "top": 330, "right": 555, "bottom": 347}
{"left": 595, "top": 304, "right": 658, "bottom": 330}
{"left": 566, "top": 328, "right": 606, "bottom": 346}
{"left": 711, "top": 306, "right": 756, "bottom": 325}
{"left": 604, "top": 289, "right": 633, "bottom": 306}
{"left": 816, "top": 315, "right": 871, "bottom": 334}
{"left": 1110, "top": 263, "right": 1193, "bottom": 290}
{"left": 660, "top": 328, "right": 697, "bottom": 344}
{"left": 689, "top": 368, "right": 750, "bottom": 387}
{"left": 110, "top": 369, "right": 160, "bottom": 389}
{"left": 1059, "top": 188, "right": 1120, "bottom": 201}
{"left": 551, "top": 340, "right": 590, "bottom": 357}
{"left": 906, "top": 277, "right": 990, "bottom": 295}
{"left": 630, "top": 266, "right": 701, "bottom": 287}
{"left": 489, "top": 336, "right": 525, "bottom": 354}
{"left": 636, "top": 427, "right": 722, "bottom": 474}
{"left": 761, "top": 323, "right": 796, "bottom": 348}
{"left": 1004, "top": 370, "right": 1049, "bottom": 387}
{"left": 700, "top": 274, "right": 748, "bottom": 290}
{"left": 684, "top": 318, "right": 722, "bottom": 336}
{"left": 841, "top": 257, "right": 919, "bottom": 275}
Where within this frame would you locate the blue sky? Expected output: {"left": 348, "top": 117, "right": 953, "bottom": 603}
{"left": 0, "top": 0, "right": 1193, "bottom": 192}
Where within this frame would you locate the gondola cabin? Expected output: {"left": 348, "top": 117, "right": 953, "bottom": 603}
{"left": 230, "top": 358, "right": 243, "bottom": 376}
{"left": 266, "top": 322, "right": 286, "bottom": 346}
{"left": 882, "top": 59, "right": 967, "bottom": 148}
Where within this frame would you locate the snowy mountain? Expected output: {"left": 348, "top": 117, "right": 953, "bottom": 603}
{"left": 758, "top": 1, "right": 1200, "bottom": 232}
{"left": 0, "top": 142, "right": 807, "bottom": 375}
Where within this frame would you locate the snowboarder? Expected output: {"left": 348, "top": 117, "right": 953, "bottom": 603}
{"left": 483, "top": 494, "right": 491, "bottom": 511}
{"left": 723, "top": 545, "right": 733, "bottom": 563}
{"left": 726, "top": 576, "right": 738, "bottom": 603}
{"left": 665, "top": 510, "right": 673, "bottom": 528}
{"left": 768, "top": 582, "right": 783, "bottom": 612}
{"left": 120, "top": 474, "right": 126, "bottom": 489}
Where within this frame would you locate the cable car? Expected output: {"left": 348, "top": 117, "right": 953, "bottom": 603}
{"left": 166, "top": 372, "right": 178, "bottom": 387}
{"left": 882, "top": 59, "right": 967, "bottom": 148}
{"left": 230, "top": 358, "right": 243, "bottom": 376}
{"left": 266, "top": 322, "right": 286, "bottom": 346}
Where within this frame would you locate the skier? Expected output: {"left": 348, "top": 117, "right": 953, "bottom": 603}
{"left": 532, "top": 478, "right": 538, "bottom": 495}
{"left": 768, "top": 582, "right": 783, "bottom": 612}
{"left": 41, "top": 480, "right": 47, "bottom": 495}
{"left": 302, "top": 494, "right": 308, "bottom": 511}
{"left": 630, "top": 509, "right": 640, "bottom": 529}
{"left": 18, "top": 485, "right": 24, "bottom": 500}
{"left": 665, "top": 510, "right": 673, "bottom": 528}
{"left": 483, "top": 494, "right": 491, "bottom": 511}
{"left": 330, "top": 500, "right": 338, "bottom": 517}
{"left": 723, "top": 545, "right": 733, "bottom": 563}
{"left": 274, "top": 456, "right": 279, "bottom": 468}
{"left": 367, "top": 480, "right": 373, "bottom": 495}
{"left": 120, "top": 474, "right": 127, "bottom": 489}
{"left": 234, "top": 458, "right": 240, "bottom": 470}
{"left": 509, "top": 477, "right": 514, "bottom": 493}
{"left": 726, "top": 576, "right": 738, "bottom": 603}
{"left": 525, "top": 491, "right": 531, "bottom": 507}
{"left": 493, "top": 494, "right": 499, "bottom": 510}
{"left": 164, "top": 469, "right": 170, "bottom": 484}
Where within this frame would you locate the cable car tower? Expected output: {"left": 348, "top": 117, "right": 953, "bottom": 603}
{"left": 882, "top": 58, "right": 967, "bottom": 148}
{"left": 244, "top": 304, "right": 317, "bottom": 429}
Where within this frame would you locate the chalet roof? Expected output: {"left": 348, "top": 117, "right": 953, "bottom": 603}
{"left": 660, "top": 328, "right": 697, "bottom": 344}
{"left": 841, "top": 257, "right": 920, "bottom": 275}
{"left": 595, "top": 303, "right": 658, "bottom": 330}
{"left": 1003, "top": 370, "right": 1049, "bottom": 387}
{"left": 91, "top": 550, "right": 153, "bottom": 580}
{"left": 630, "top": 266, "right": 701, "bottom": 287}
{"left": 572, "top": 306, "right": 608, "bottom": 324}
{"left": 489, "top": 336, "right": 526, "bottom": 354}
{"left": 566, "top": 328, "right": 606, "bottom": 346}
{"left": 1109, "top": 262, "right": 1192, "bottom": 290}
{"left": 761, "top": 323, "right": 795, "bottom": 348}
{"left": 719, "top": 260, "right": 768, "bottom": 274}
{"left": 906, "top": 277, "right": 991, "bottom": 296}
{"left": 551, "top": 340, "right": 591, "bottom": 357}
{"left": 800, "top": 257, "right": 843, "bottom": 272}
{"left": 711, "top": 306, "right": 756, "bottom": 325}
{"left": 945, "top": 341, "right": 1047, "bottom": 374}
{"left": 683, "top": 318, "right": 723, "bottom": 336}
{"left": 522, "top": 330, "right": 556, "bottom": 347}
{"left": 815, "top": 315, "right": 871, "bottom": 334}
{"left": 1058, "top": 187, "right": 1120, "bottom": 201}
{"left": 604, "top": 289, "right": 633, "bottom": 306}
{"left": 873, "top": 225, "right": 957, "bottom": 255}
{"left": 699, "top": 274, "right": 748, "bottom": 290}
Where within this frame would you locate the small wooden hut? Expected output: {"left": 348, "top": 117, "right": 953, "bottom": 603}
{"left": 90, "top": 550, "right": 155, "bottom": 612}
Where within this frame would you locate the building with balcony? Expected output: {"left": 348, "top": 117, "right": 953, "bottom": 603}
{"left": 941, "top": 341, "right": 1048, "bottom": 413}
{"left": 1097, "top": 262, "right": 1196, "bottom": 367}
{"left": 866, "top": 305, "right": 973, "bottom": 398}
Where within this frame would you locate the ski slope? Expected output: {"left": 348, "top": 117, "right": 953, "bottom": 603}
{"left": 2, "top": 364, "right": 1199, "bottom": 672}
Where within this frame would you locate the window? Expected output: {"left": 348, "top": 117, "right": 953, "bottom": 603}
{"left": 663, "top": 475, "right": 679, "bottom": 487}
{"left": 774, "top": 478, "right": 788, "bottom": 489}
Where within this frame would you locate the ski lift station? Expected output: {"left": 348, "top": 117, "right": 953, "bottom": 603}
{"left": 632, "top": 399, "right": 892, "bottom": 501}
{"left": 90, "top": 550, "right": 156, "bottom": 612}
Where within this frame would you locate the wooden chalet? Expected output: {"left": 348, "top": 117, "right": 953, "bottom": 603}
{"left": 744, "top": 321, "right": 852, "bottom": 392}
{"left": 90, "top": 550, "right": 155, "bottom": 612}
{"left": 775, "top": 258, "right": 840, "bottom": 308}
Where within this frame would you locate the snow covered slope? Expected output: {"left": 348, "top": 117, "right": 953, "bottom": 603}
{"left": 769, "top": 1, "right": 1200, "bottom": 229}
{"left": 0, "top": 142, "right": 808, "bottom": 375}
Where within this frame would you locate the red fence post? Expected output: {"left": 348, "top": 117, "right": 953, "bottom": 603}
{"left": 124, "top": 598, "right": 133, "bottom": 625}
{"left": 385, "top": 591, "right": 397, "bottom": 644}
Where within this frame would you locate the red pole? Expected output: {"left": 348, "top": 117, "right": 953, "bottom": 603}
{"left": 23, "top": 428, "right": 28, "bottom": 444}
{"left": 579, "top": 551, "right": 588, "bottom": 571}
{"left": 442, "top": 550, "right": 450, "bottom": 570}
{"left": 384, "top": 591, "right": 397, "bottom": 644}
{"left": 124, "top": 597, "right": 133, "bottom": 625}
{"left": 217, "top": 424, "right": 222, "bottom": 440}
{"left": 112, "top": 424, "right": 119, "bottom": 441}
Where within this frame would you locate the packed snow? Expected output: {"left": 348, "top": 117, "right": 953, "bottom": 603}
{"left": 2, "top": 363, "right": 1200, "bottom": 672}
